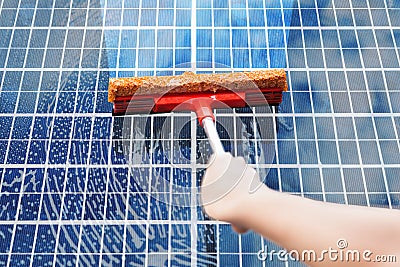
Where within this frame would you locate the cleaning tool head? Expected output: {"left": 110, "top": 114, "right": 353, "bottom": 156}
{"left": 108, "top": 69, "right": 288, "bottom": 121}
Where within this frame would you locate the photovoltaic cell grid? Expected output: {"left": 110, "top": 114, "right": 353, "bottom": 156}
{"left": 0, "top": 0, "right": 399, "bottom": 266}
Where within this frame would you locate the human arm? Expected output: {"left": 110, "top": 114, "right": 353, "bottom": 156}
{"left": 200, "top": 153, "right": 400, "bottom": 267}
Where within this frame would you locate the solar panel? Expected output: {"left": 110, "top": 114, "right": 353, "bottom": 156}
{"left": 0, "top": 0, "right": 399, "bottom": 266}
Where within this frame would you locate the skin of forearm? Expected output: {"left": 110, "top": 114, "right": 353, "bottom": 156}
{"left": 200, "top": 153, "right": 400, "bottom": 266}
{"left": 240, "top": 187, "right": 400, "bottom": 267}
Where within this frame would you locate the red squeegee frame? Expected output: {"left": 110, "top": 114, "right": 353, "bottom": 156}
{"left": 113, "top": 86, "right": 283, "bottom": 125}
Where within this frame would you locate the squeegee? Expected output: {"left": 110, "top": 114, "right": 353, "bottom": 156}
{"left": 108, "top": 69, "right": 287, "bottom": 154}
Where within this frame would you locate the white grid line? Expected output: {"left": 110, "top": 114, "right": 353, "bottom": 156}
{"left": 332, "top": 0, "right": 372, "bottom": 207}
{"left": 311, "top": 0, "right": 328, "bottom": 203}
{"left": 3, "top": 25, "right": 400, "bottom": 30}
{"left": 4, "top": 163, "right": 400, "bottom": 169}
{"left": 227, "top": 0, "right": 233, "bottom": 69}
{"left": 26, "top": 0, "right": 47, "bottom": 263}
{"left": 167, "top": 114, "right": 173, "bottom": 267}
{"left": 278, "top": 0, "right": 289, "bottom": 197}
{"left": 4, "top": 1, "right": 34, "bottom": 266}
{"left": 0, "top": 6, "right": 398, "bottom": 9}
{"left": 190, "top": 112, "right": 198, "bottom": 267}
{"left": 74, "top": 116, "right": 95, "bottom": 265}
{"left": 297, "top": 0, "right": 313, "bottom": 199}
{"left": 211, "top": 0, "right": 215, "bottom": 70}
{"left": 190, "top": 0, "right": 196, "bottom": 70}
{"left": 245, "top": 1, "right": 252, "bottom": 70}
{"left": 153, "top": 0, "right": 160, "bottom": 76}
{"left": 288, "top": 1, "right": 301, "bottom": 196}
{"left": 263, "top": 0, "right": 270, "bottom": 70}
{"left": 144, "top": 115, "right": 154, "bottom": 267}
{"left": 74, "top": 0, "right": 102, "bottom": 264}
{"left": 360, "top": 0, "right": 394, "bottom": 208}
{"left": 340, "top": 2, "right": 376, "bottom": 206}
{"left": 98, "top": 117, "right": 115, "bottom": 266}
{"left": 51, "top": 0, "right": 77, "bottom": 265}
{"left": 121, "top": 1, "right": 131, "bottom": 261}
{"left": 115, "top": 0, "right": 123, "bottom": 73}
{"left": 383, "top": 0, "right": 400, "bottom": 163}
{"left": 172, "top": 0, "right": 176, "bottom": 74}
{"left": 133, "top": 0, "right": 142, "bottom": 77}
{"left": 0, "top": 189, "right": 395, "bottom": 196}
{"left": 328, "top": 1, "right": 355, "bottom": 205}
{"left": 3, "top": 66, "right": 400, "bottom": 73}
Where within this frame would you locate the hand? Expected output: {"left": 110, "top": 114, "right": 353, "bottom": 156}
{"left": 200, "top": 152, "right": 267, "bottom": 233}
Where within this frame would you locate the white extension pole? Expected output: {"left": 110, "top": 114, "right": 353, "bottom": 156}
{"left": 202, "top": 117, "right": 225, "bottom": 155}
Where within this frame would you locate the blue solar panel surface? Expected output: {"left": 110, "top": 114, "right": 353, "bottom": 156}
{"left": 0, "top": 0, "right": 400, "bottom": 266}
